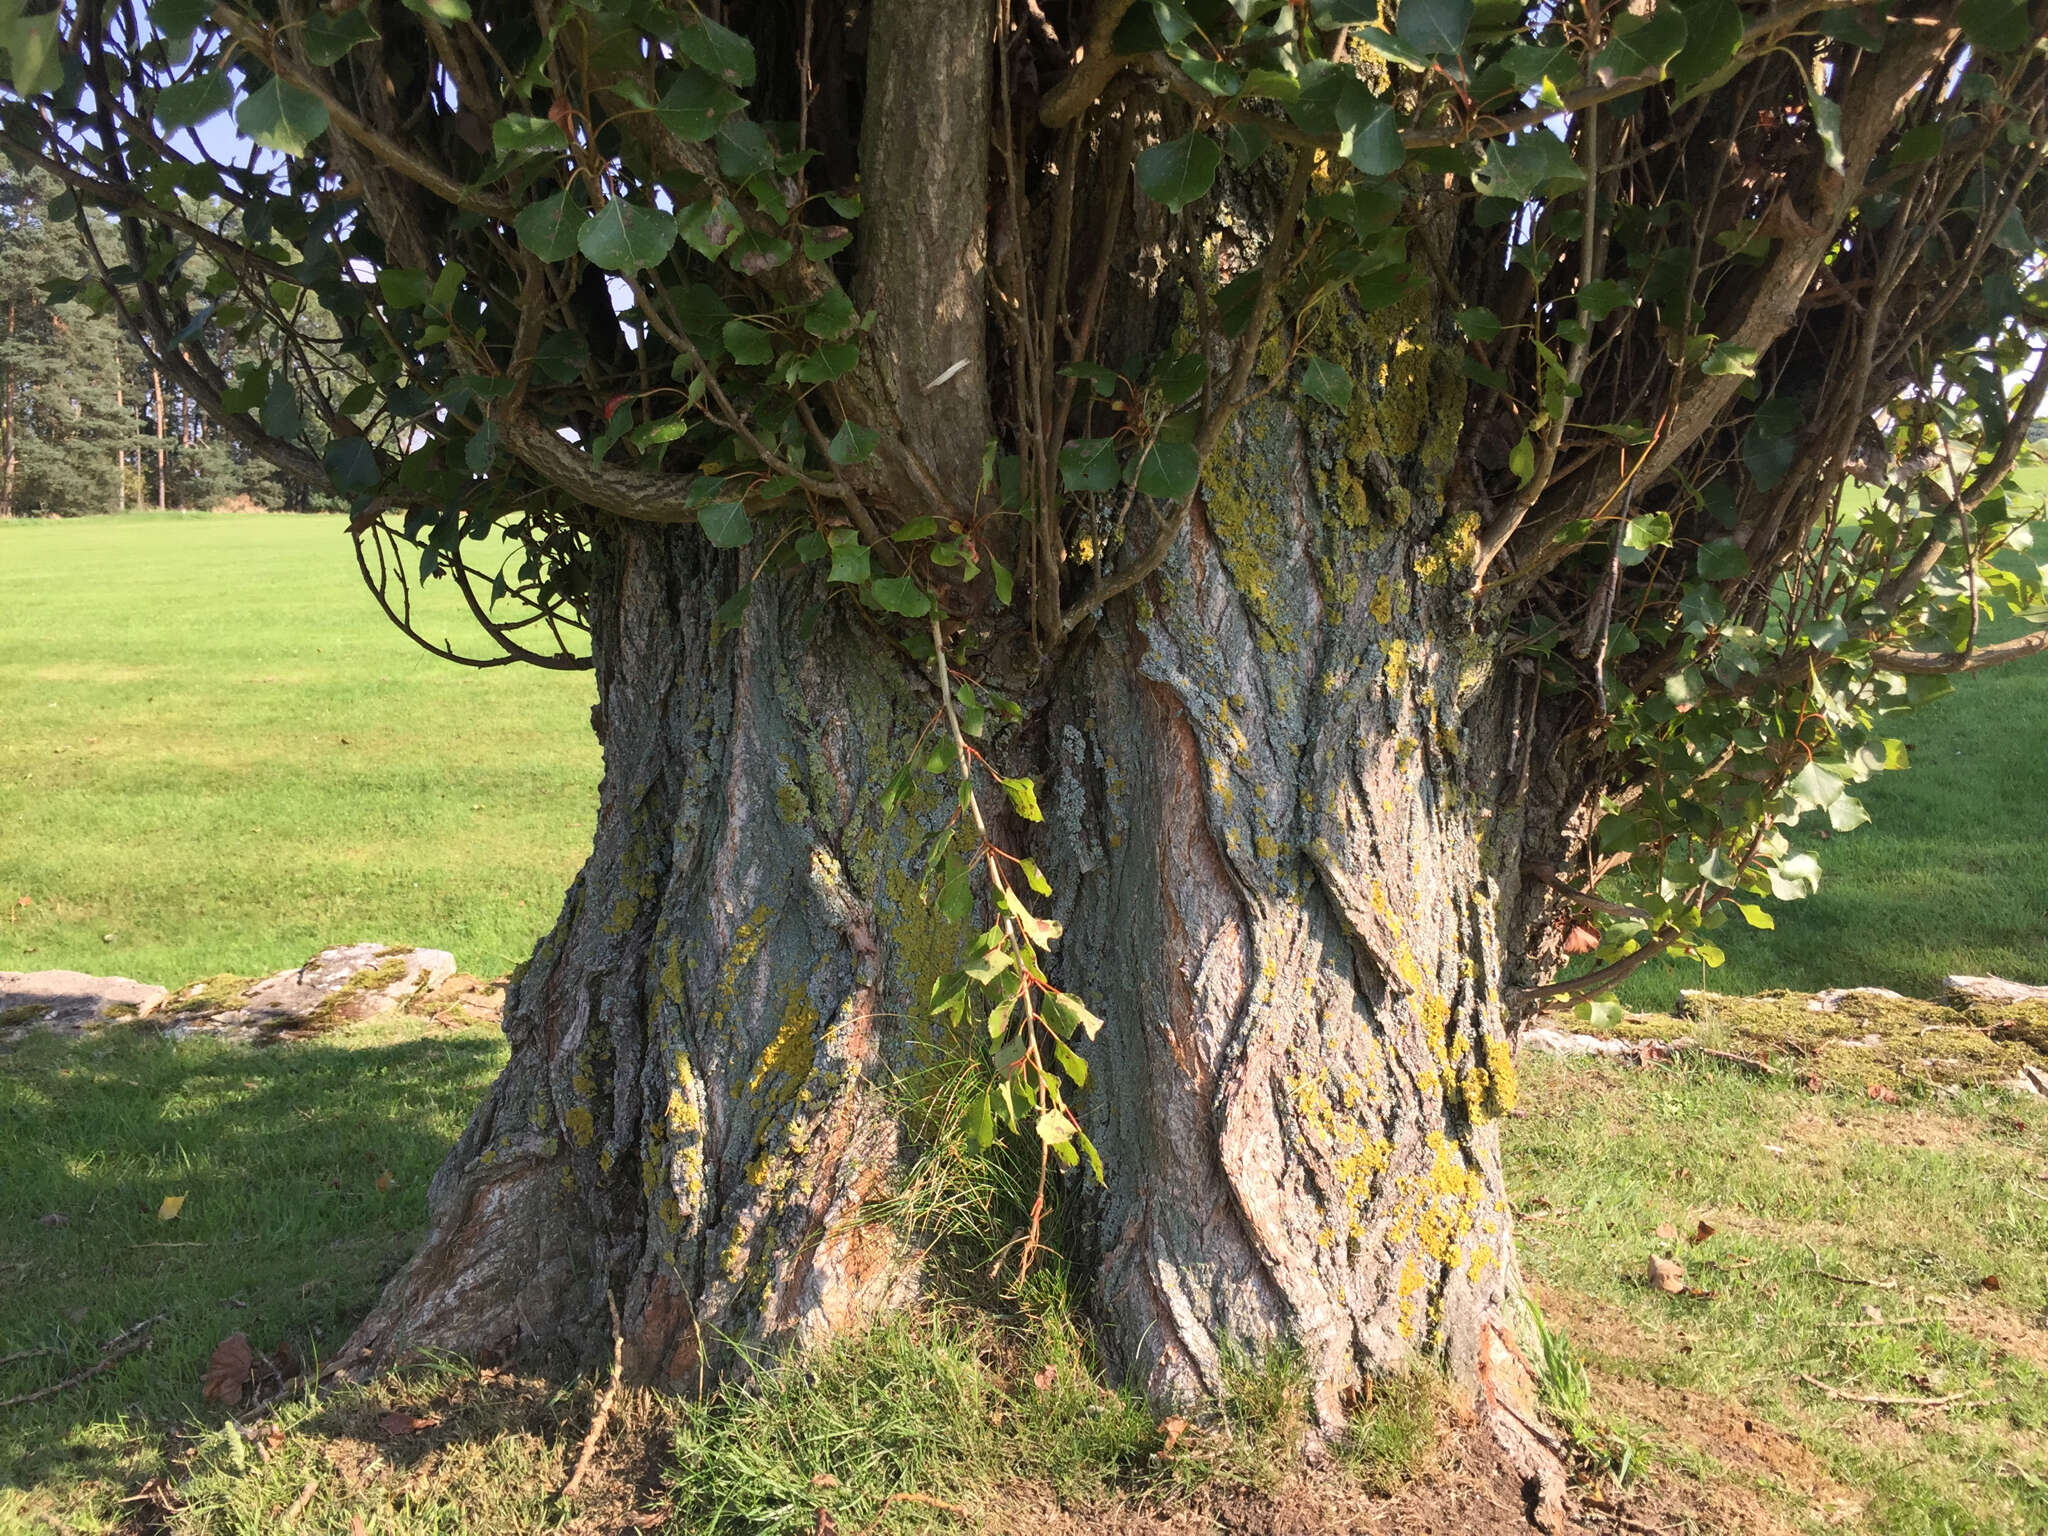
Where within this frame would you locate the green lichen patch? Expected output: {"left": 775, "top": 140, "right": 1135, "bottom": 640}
{"left": 154, "top": 973, "right": 259, "bottom": 1017}
{"left": 305, "top": 955, "right": 412, "bottom": 1029}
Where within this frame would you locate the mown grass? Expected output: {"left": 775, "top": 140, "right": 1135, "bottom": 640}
{"left": 0, "top": 1015, "right": 1442, "bottom": 1535}
{"left": 1511, "top": 1049, "right": 2048, "bottom": 1536}
{"left": 0, "top": 511, "right": 598, "bottom": 985}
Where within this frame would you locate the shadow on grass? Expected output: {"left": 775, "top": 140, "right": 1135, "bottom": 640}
{"left": 0, "top": 1020, "right": 506, "bottom": 1502}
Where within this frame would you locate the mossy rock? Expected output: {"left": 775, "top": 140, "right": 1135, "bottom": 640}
{"left": 1672, "top": 989, "right": 2048, "bottom": 1091}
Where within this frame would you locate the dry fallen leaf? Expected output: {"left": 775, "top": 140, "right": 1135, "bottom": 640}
{"left": 1648, "top": 1255, "right": 1687, "bottom": 1293}
{"left": 374, "top": 1171, "right": 395, "bottom": 1193}
{"left": 1688, "top": 1220, "right": 1717, "bottom": 1246}
{"left": 811, "top": 1509, "right": 838, "bottom": 1536}
{"left": 377, "top": 1410, "right": 440, "bottom": 1437}
{"left": 201, "top": 1334, "right": 254, "bottom": 1405}
{"left": 1862, "top": 1304, "right": 1884, "bottom": 1322}
{"left": 1866, "top": 1083, "right": 1901, "bottom": 1105}
{"left": 1562, "top": 923, "right": 1601, "bottom": 955}
{"left": 1655, "top": 1222, "right": 1679, "bottom": 1243}
{"left": 1158, "top": 1415, "right": 1190, "bottom": 1457}
{"left": 1032, "top": 1364, "right": 1057, "bottom": 1392}
{"left": 37, "top": 1211, "right": 68, "bottom": 1228}
{"left": 157, "top": 1194, "right": 186, "bottom": 1222}
{"left": 1803, "top": 1074, "right": 1825, "bottom": 1093}
{"left": 810, "top": 1473, "right": 840, "bottom": 1489}
{"left": 1980, "top": 1275, "right": 2002, "bottom": 1292}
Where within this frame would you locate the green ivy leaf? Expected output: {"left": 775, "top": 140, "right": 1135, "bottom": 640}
{"left": 302, "top": 5, "right": 380, "bottom": 66}
{"left": 825, "top": 528, "right": 870, "bottom": 583}
{"left": 1669, "top": 0, "right": 1741, "bottom": 99}
{"left": 0, "top": 6, "right": 61, "bottom": 96}
{"left": 655, "top": 67, "right": 742, "bottom": 142}
{"left": 1060, "top": 437, "right": 1120, "bottom": 493}
{"left": 1300, "top": 356, "right": 1354, "bottom": 411}
{"left": 1958, "top": 0, "right": 2030, "bottom": 53}
{"left": 1664, "top": 667, "right": 1705, "bottom": 707}
{"left": 1472, "top": 132, "right": 1585, "bottom": 201}
{"left": 1696, "top": 536, "right": 1748, "bottom": 580}
{"left": 1135, "top": 133, "right": 1222, "bottom": 213}
{"left": 1131, "top": 439, "right": 1200, "bottom": 501}
{"left": 236, "top": 78, "right": 330, "bottom": 157}
{"left": 323, "top": 436, "right": 379, "bottom": 495}
{"left": 999, "top": 776, "right": 1044, "bottom": 822}
{"left": 1396, "top": 0, "right": 1473, "bottom": 57}
{"left": 679, "top": 15, "right": 757, "bottom": 86}
{"left": 465, "top": 418, "right": 500, "bottom": 474}
{"left": 720, "top": 320, "right": 773, "bottom": 366}
{"left": 676, "top": 199, "right": 743, "bottom": 258}
{"left": 868, "top": 575, "right": 932, "bottom": 617}
{"left": 1456, "top": 306, "right": 1502, "bottom": 342}
{"left": 514, "top": 190, "right": 585, "bottom": 261}
{"left": 577, "top": 200, "right": 677, "bottom": 272}
{"left": 1508, "top": 434, "right": 1535, "bottom": 487}
{"left": 698, "top": 501, "right": 754, "bottom": 548}
{"left": 828, "top": 420, "right": 879, "bottom": 465}
{"left": 1592, "top": 4, "right": 1688, "bottom": 83}
{"left": 491, "top": 113, "right": 568, "bottom": 158}
{"left": 376, "top": 268, "right": 433, "bottom": 310}
{"left": 156, "top": 72, "right": 233, "bottom": 130}
{"left": 1700, "top": 341, "right": 1758, "bottom": 377}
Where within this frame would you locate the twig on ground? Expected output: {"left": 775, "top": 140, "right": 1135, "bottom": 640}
{"left": 1680, "top": 1044, "right": 1778, "bottom": 1075}
{"left": 1798, "top": 1373, "right": 1975, "bottom": 1408}
{"left": 0, "top": 1313, "right": 165, "bottom": 1409}
{"left": 0, "top": 1345, "right": 60, "bottom": 1368}
{"left": 1825, "top": 1315, "right": 1941, "bottom": 1328}
{"left": 559, "top": 1292, "right": 624, "bottom": 1500}
{"left": 853, "top": 1492, "right": 969, "bottom": 1535}
{"left": 281, "top": 1477, "right": 318, "bottom": 1523}
{"left": 1805, "top": 1244, "right": 1898, "bottom": 1290}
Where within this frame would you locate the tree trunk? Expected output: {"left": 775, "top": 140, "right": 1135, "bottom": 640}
{"left": 3, "top": 299, "right": 16, "bottom": 519}
{"left": 152, "top": 366, "right": 164, "bottom": 511}
{"left": 347, "top": 306, "right": 1569, "bottom": 1465}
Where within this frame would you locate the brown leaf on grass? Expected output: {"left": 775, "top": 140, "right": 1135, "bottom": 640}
{"left": 1866, "top": 1083, "right": 1901, "bottom": 1105}
{"left": 374, "top": 1171, "right": 395, "bottom": 1193}
{"left": 350, "top": 1517, "right": 367, "bottom": 1536}
{"left": 1158, "top": 1415, "right": 1190, "bottom": 1457}
{"left": 377, "top": 1410, "right": 440, "bottom": 1437}
{"left": 201, "top": 1334, "right": 254, "bottom": 1405}
{"left": 1804, "top": 1074, "right": 1825, "bottom": 1093}
{"left": 1655, "top": 1222, "right": 1679, "bottom": 1243}
{"left": 1648, "top": 1255, "right": 1687, "bottom": 1293}
{"left": 1688, "top": 1221, "right": 1717, "bottom": 1246}
{"left": 1032, "top": 1364, "right": 1057, "bottom": 1391}
{"left": 811, "top": 1508, "right": 838, "bottom": 1535}
{"left": 1979, "top": 1275, "right": 2002, "bottom": 1292}
{"left": 810, "top": 1473, "right": 840, "bottom": 1489}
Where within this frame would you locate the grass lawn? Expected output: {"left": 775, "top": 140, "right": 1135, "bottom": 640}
{"left": 0, "top": 512, "right": 599, "bottom": 985}
{"left": 1511, "top": 1049, "right": 2048, "bottom": 1536}
{"left": 1619, "top": 613, "right": 2048, "bottom": 1013}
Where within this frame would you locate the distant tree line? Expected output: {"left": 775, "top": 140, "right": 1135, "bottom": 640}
{"left": 0, "top": 170, "right": 339, "bottom": 517}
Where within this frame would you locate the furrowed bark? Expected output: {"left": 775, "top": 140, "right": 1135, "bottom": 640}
{"left": 345, "top": 522, "right": 958, "bottom": 1380}
{"left": 1041, "top": 298, "right": 1541, "bottom": 1421}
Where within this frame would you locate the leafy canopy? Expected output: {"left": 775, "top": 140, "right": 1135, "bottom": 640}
{"left": 4, "top": 0, "right": 2046, "bottom": 1155}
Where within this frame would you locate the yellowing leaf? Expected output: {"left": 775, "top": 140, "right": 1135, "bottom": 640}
{"left": 157, "top": 1194, "right": 186, "bottom": 1222}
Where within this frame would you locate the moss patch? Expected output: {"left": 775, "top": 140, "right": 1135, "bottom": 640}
{"left": 1569, "top": 988, "right": 2048, "bottom": 1092}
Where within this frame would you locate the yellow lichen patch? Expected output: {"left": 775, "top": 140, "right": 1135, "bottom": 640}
{"left": 1481, "top": 1037, "right": 1518, "bottom": 1116}
{"left": 564, "top": 1105, "right": 596, "bottom": 1148}
{"left": 748, "top": 994, "right": 820, "bottom": 1107}
{"left": 1369, "top": 575, "right": 1395, "bottom": 626}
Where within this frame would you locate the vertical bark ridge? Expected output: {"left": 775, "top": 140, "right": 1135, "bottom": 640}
{"left": 345, "top": 520, "right": 961, "bottom": 1383}
{"left": 1046, "top": 296, "right": 1527, "bottom": 1421}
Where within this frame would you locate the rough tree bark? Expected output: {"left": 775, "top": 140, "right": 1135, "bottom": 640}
{"left": 344, "top": 11, "right": 1581, "bottom": 1496}
{"left": 346, "top": 304, "right": 1574, "bottom": 1461}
